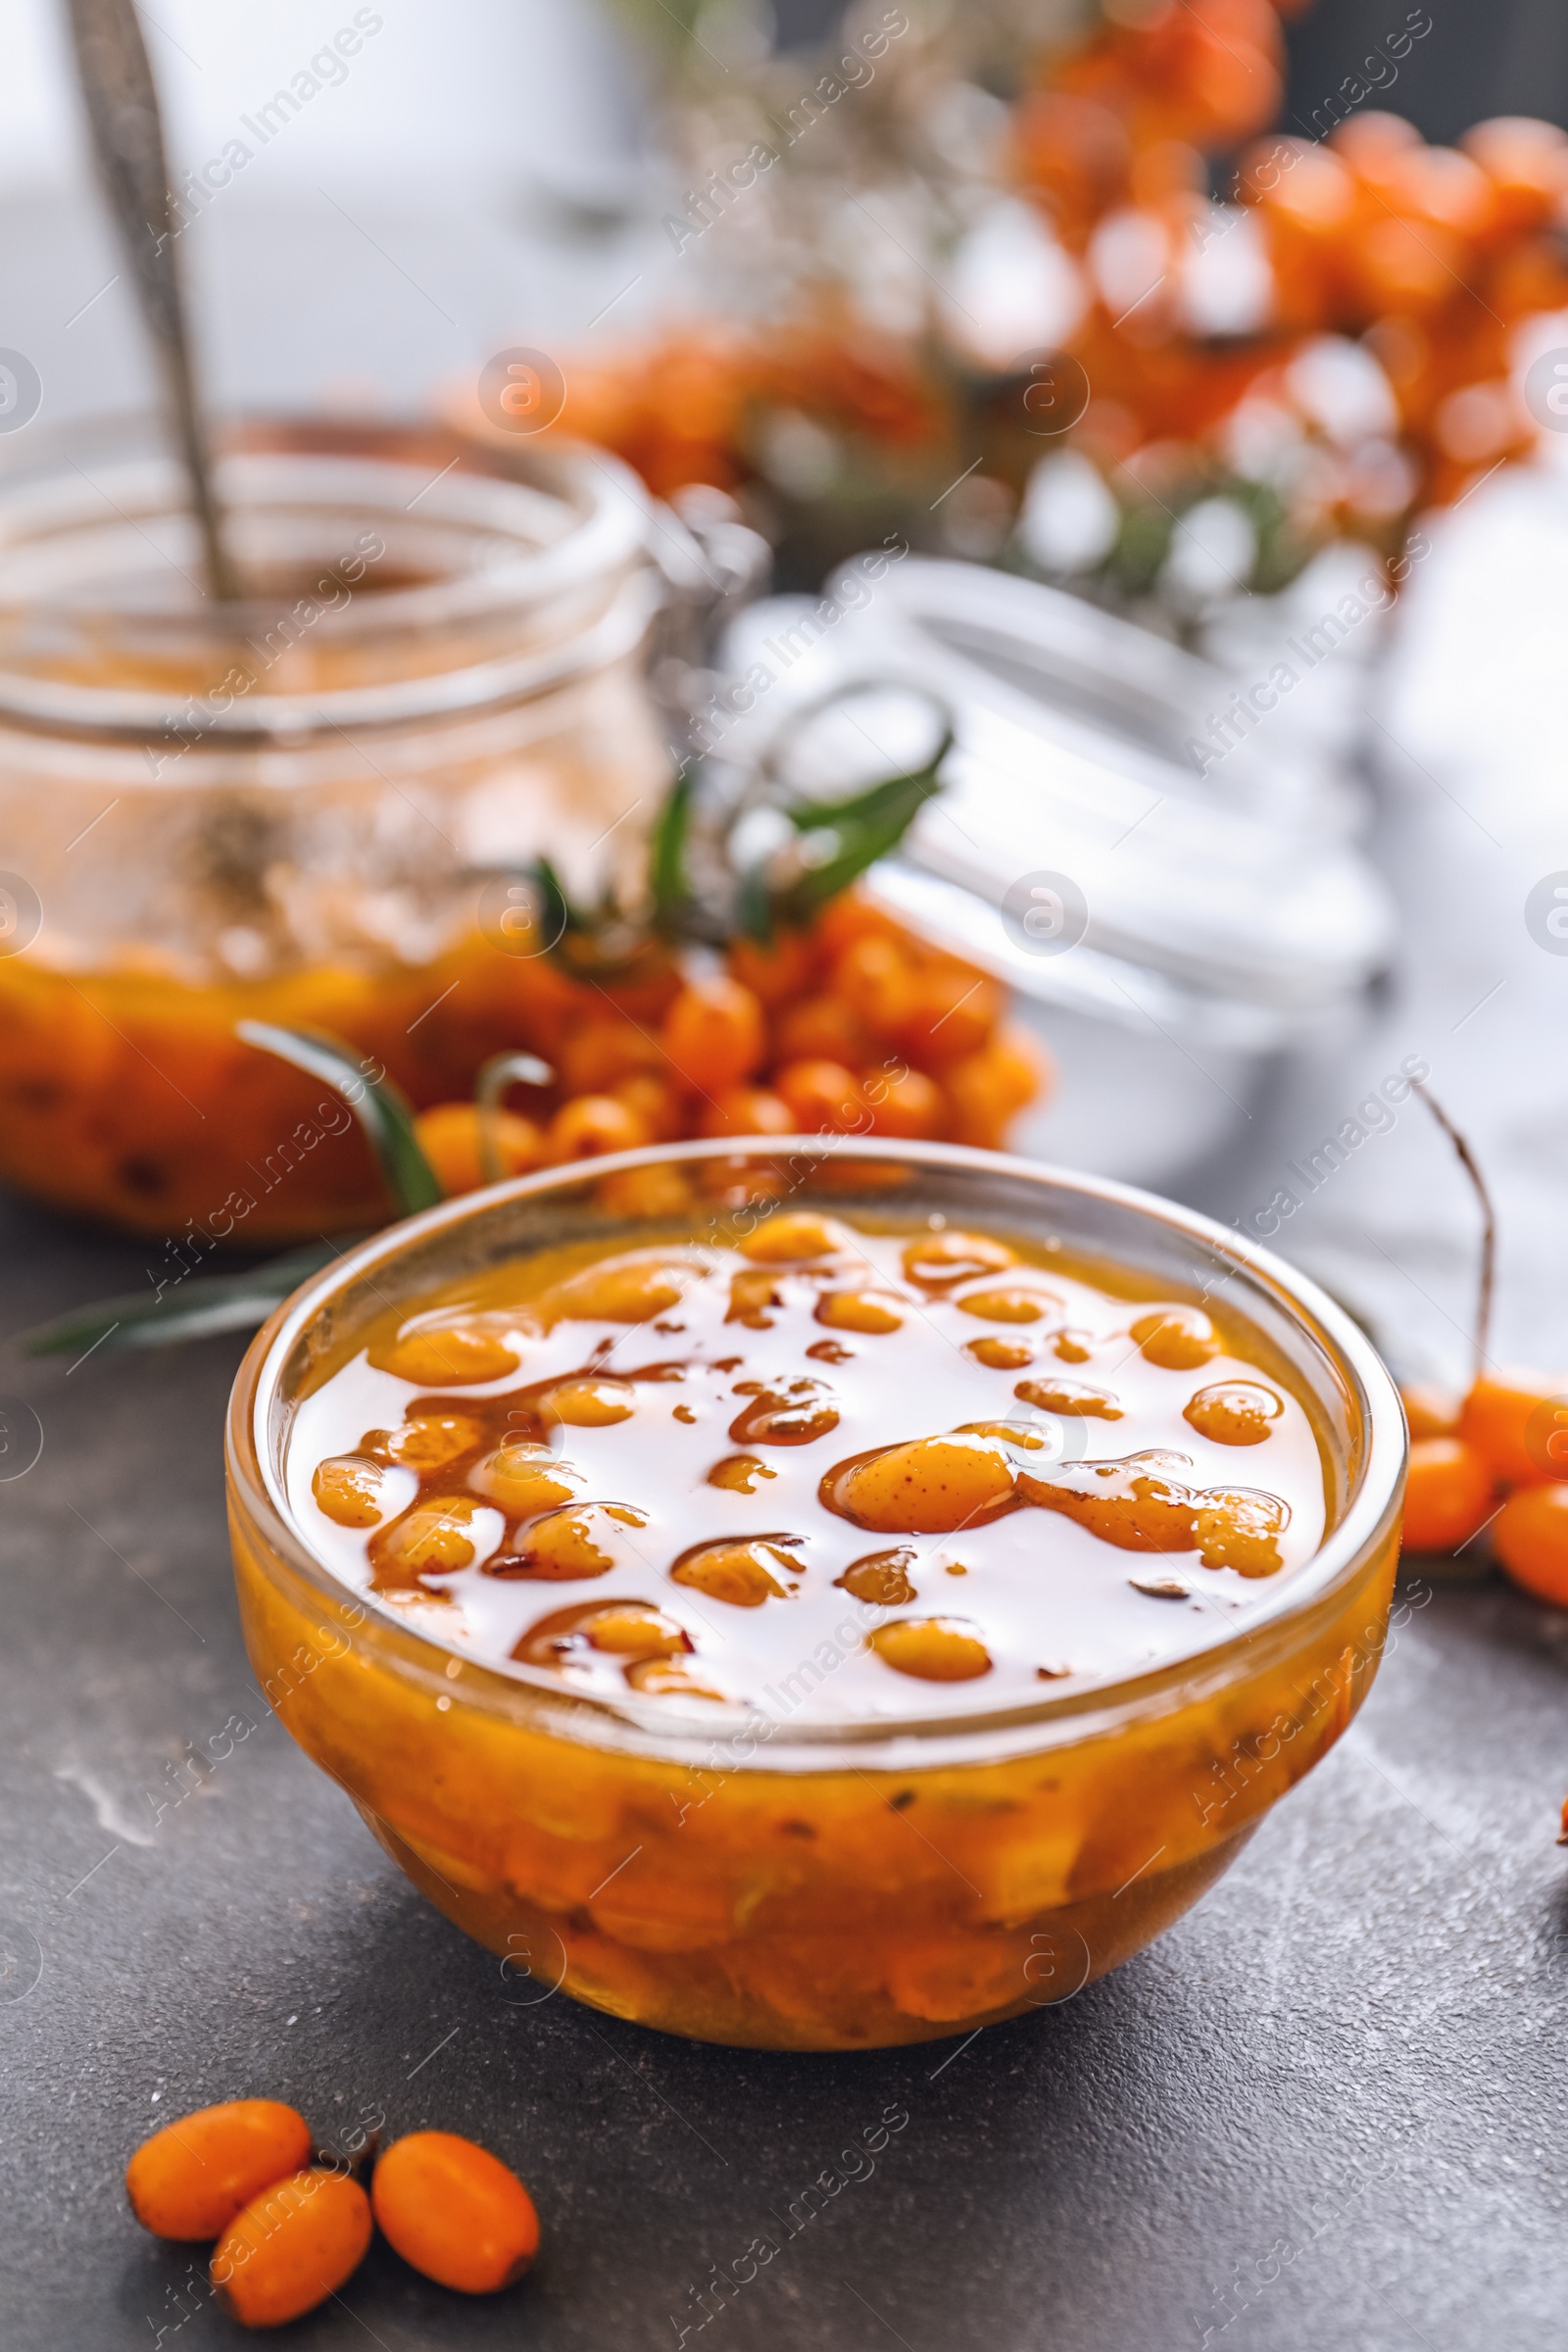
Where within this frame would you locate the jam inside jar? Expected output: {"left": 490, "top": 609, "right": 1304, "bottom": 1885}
{"left": 227, "top": 1140, "right": 1406, "bottom": 2053}
{"left": 0, "top": 414, "right": 662, "bottom": 1236}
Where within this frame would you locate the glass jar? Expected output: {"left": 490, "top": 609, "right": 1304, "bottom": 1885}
{"left": 226, "top": 1138, "right": 1406, "bottom": 2052}
{"left": 0, "top": 415, "right": 665, "bottom": 1237}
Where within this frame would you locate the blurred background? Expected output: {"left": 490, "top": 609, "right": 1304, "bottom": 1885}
{"left": 7, "top": 0, "right": 1568, "bottom": 1392}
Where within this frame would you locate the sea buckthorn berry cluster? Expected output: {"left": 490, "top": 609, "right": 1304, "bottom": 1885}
{"left": 1398, "top": 1368, "right": 1568, "bottom": 1602}
{"left": 411, "top": 895, "right": 1047, "bottom": 1201}
{"left": 125, "top": 2101, "right": 538, "bottom": 2328}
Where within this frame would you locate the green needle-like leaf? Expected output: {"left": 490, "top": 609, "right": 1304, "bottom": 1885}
{"left": 235, "top": 1021, "right": 444, "bottom": 1216}
{"left": 20, "top": 1239, "right": 352, "bottom": 1358}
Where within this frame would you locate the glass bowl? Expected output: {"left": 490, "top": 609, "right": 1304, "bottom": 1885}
{"left": 225, "top": 1138, "right": 1406, "bottom": 2051}
{"left": 0, "top": 413, "right": 662, "bottom": 1237}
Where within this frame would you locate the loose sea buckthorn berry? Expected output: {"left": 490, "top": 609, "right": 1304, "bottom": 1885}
{"left": 901, "top": 1229, "right": 1016, "bottom": 1290}
{"left": 698, "top": 1085, "right": 795, "bottom": 1140}
{"left": 546, "top": 1094, "right": 649, "bottom": 1166}
{"left": 1401, "top": 1437, "right": 1495, "bottom": 1553}
{"left": 413, "top": 1102, "right": 544, "bottom": 1198}
{"left": 595, "top": 1162, "right": 695, "bottom": 1220}
{"left": 1459, "top": 1371, "right": 1568, "bottom": 1487}
{"left": 944, "top": 1030, "right": 1047, "bottom": 1149}
{"left": 126, "top": 2100, "right": 313, "bottom": 2241}
{"left": 371, "top": 2131, "right": 540, "bottom": 2295}
{"left": 1131, "top": 1306, "right": 1218, "bottom": 1370}
{"left": 774, "top": 1057, "right": 867, "bottom": 1133}
{"left": 863, "top": 1064, "right": 945, "bottom": 1140}
{"left": 771, "top": 995, "right": 875, "bottom": 1068}
{"left": 312, "top": 1455, "right": 394, "bottom": 1528}
{"left": 868, "top": 1616, "right": 992, "bottom": 1682}
{"left": 1184, "top": 1381, "right": 1284, "bottom": 1446}
{"left": 739, "top": 1209, "right": 851, "bottom": 1262}
{"left": 662, "top": 975, "right": 766, "bottom": 1094}
{"left": 1493, "top": 1482, "right": 1568, "bottom": 1605}
{"left": 1015, "top": 1376, "right": 1122, "bottom": 1420}
{"left": 212, "top": 2169, "right": 372, "bottom": 2328}
{"left": 1400, "top": 1383, "right": 1461, "bottom": 1442}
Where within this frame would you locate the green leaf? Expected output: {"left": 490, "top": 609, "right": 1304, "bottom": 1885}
{"left": 20, "top": 1240, "right": 351, "bottom": 1359}
{"left": 773, "top": 729, "right": 953, "bottom": 923}
{"left": 235, "top": 1022, "right": 444, "bottom": 1216}
{"left": 649, "top": 767, "right": 696, "bottom": 934}
{"left": 474, "top": 1050, "right": 556, "bottom": 1185}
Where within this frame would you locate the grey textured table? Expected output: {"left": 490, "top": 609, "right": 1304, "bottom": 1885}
{"left": 2, "top": 1179, "right": 1564, "bottom": 2352}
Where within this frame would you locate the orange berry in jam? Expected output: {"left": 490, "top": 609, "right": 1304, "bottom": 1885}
{"left": 126, "top": 2100, "right": 313, "bottom": 2241}
{"left": 1493, "top": 1483, "right": 1568, "bottom": 1606}
{"left": 371, "top": 2132, "right": 540, "bottom": 2296}
{"left": 1400, "top": 1437, "right": 1495, "bottom": 1553}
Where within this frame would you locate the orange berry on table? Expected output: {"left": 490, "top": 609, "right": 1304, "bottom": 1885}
{"left": 1458, "top": 1370, "right": 1568, "bottom": 1488}
{"left": 1400, "top": 1437, "right": 1496, "bottom": 1554}
{"left": 546, "top": 1094, "right": 650, "bottom": 1164}
{"left": 771, "top": 993, "right": 876, "bottom": 1068}
{"left": 661, "top": 974, "right": 766, "bottom": 1094}
{"left": 1493, "top": 1483, "right": 1568, "bottom": 1607}
{"left": 212, "top": 2169, "right": 372, "bottom": 2328}
{"left": 414, "top": 1103, "right": 545, "bottom": 1198}
{"left": 612, "top": 1070, "right": 684, "bottom": 1142}
{"left": 863, "top": 1064, "right": 945, "bottom": 1140}
{"left": 126, "top": 2100, "right": 313, "bottom": 2241}
{"left": 1399, "top": 1383, "right": 1461, "bottom": 1443}
{"left": 371, "top": 2131, "right": 539, "bottom": 2295}
{"left": 774, "top": 1058, "right": 867, "bottom": 1134}
{"left": 699, "top": 1085, "right": 795, "bottom": 1140}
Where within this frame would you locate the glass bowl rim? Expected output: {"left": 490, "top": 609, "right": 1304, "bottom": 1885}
{"left": 226, "top": 1135, "right": 1407, "bottom": 1762}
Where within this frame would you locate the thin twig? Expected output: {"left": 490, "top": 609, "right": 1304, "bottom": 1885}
{"left": 1412, "top": 1081, "right": 1494, "bottom": 1384}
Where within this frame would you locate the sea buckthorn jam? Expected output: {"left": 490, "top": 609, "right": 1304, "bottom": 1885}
{"left": 234, "top": 1172, "right": 1402, "bottom": 2052}
{"left": 287, "top": 1211, "right": 1328, "bottom": 1718}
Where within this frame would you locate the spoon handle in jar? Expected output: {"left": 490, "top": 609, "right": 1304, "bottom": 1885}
{"left": 62, "top": 0, "right": 241, "bottom": 602}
